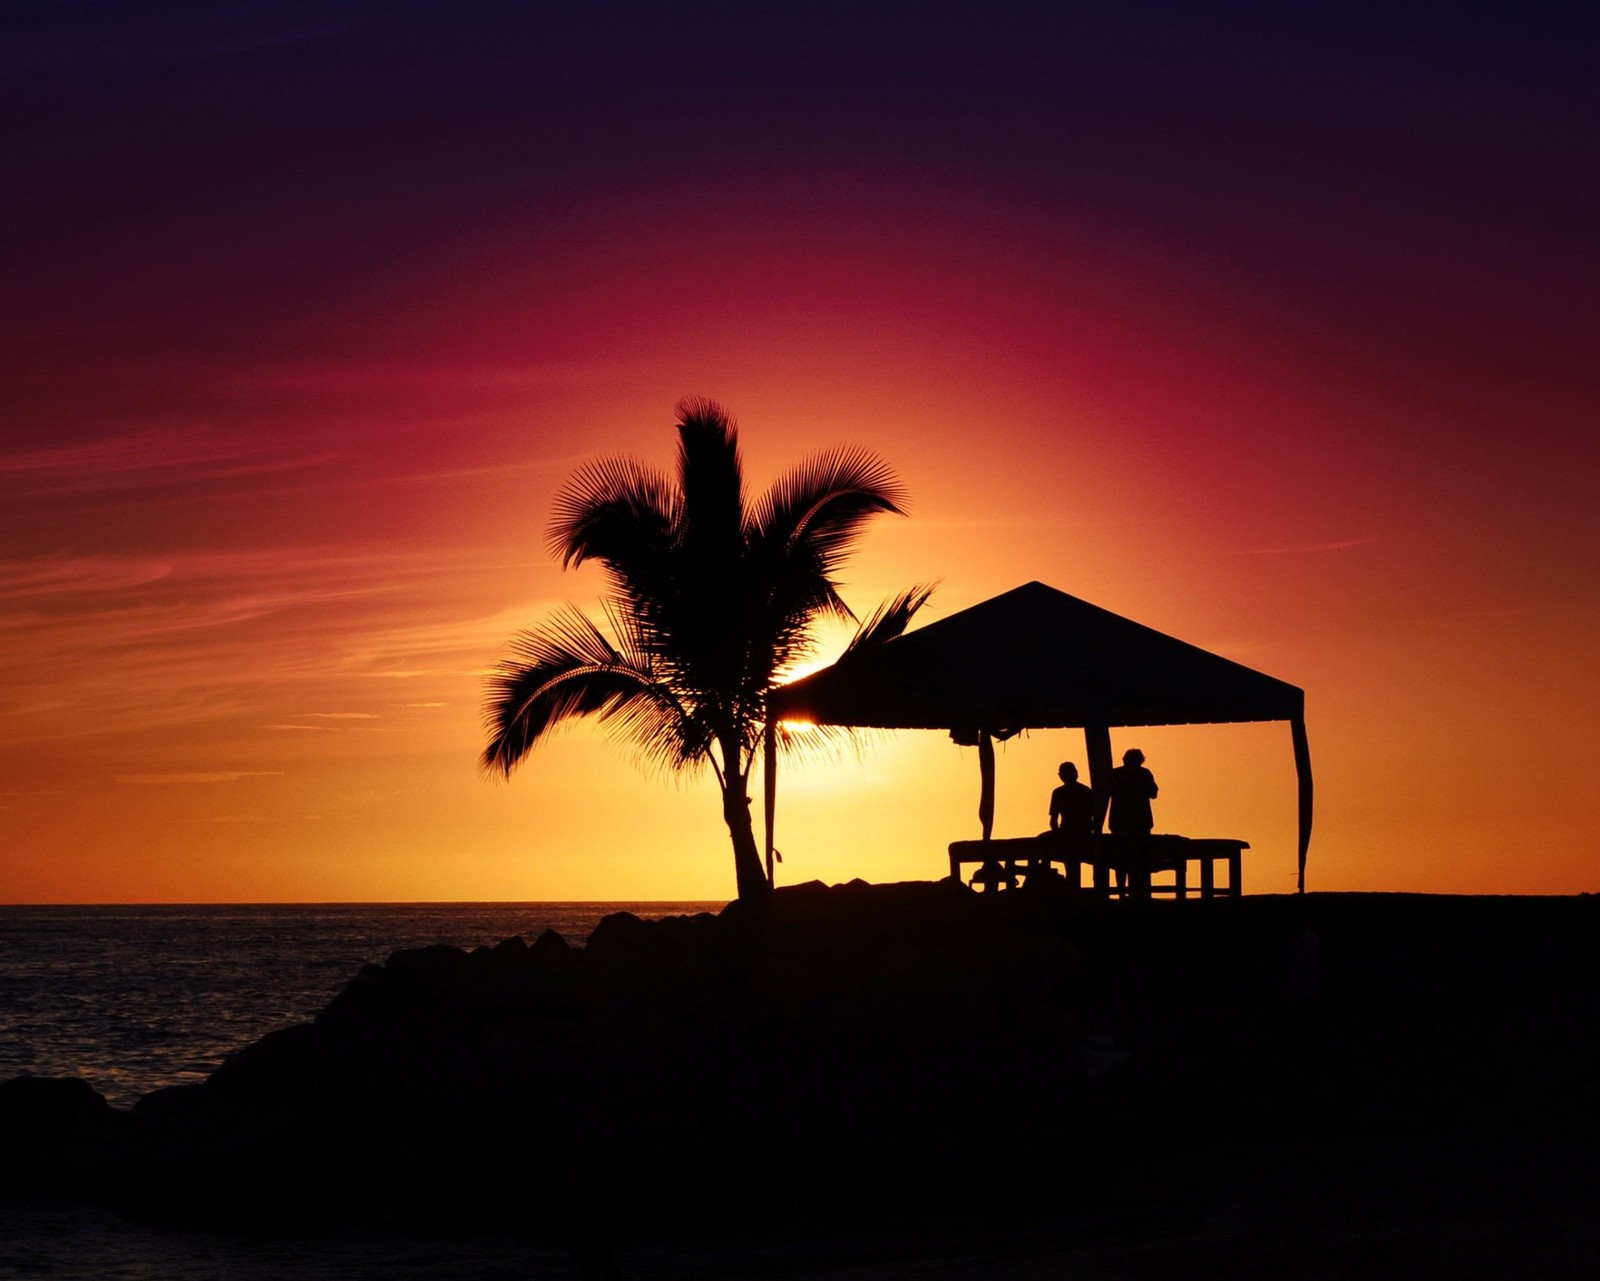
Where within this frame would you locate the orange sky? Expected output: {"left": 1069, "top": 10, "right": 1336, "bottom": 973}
{"left": 3, "top": 4, "right": 1596, "bottom": 902}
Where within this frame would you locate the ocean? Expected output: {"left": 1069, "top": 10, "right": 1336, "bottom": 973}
{"left": 0, "top": 902, "right": 725, "bottom": 1280}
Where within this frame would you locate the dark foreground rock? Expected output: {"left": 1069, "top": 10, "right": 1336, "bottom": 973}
{"left": 3, "top": 882, "right": 1599, "bottom": 1250}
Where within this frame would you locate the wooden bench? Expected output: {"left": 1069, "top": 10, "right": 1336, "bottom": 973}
{"left": 948, "top": 833, "right": 1248, "bottom": 900}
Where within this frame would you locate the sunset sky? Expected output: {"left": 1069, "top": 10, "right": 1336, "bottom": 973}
{"left": 4, "top": 2, "right": 1595, "bottom": 903}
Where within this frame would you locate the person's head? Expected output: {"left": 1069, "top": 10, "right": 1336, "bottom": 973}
{"left": 1058, "top": 761, "right": 1078, "bottom": 783}
{"left": 1123, "top": 748, "right": 1145, "bottom": 765}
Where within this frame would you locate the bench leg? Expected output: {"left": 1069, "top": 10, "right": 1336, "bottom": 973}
{"left": 1130, "top": 865, "right": 1151, "bottom": 901}
{"left": 1201, "top": 856, "right": 1215, "bottom": 899}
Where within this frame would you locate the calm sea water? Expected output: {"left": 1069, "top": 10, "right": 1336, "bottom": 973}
{"left": 0, "top": 903, "right": 720, "bottom": 1109}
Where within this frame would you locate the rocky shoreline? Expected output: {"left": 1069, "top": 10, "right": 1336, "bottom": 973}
{"left": 4, "top": 881, "right": 1598, "bottom": 1266}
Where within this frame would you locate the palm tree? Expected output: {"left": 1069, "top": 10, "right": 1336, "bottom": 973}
{"left": 482, "top": 398, "right": 927, "bottom": 903}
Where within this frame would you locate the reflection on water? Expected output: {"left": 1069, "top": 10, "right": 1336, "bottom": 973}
{"left": 0, "top": 1199, "right": 574, "bottom": 1280}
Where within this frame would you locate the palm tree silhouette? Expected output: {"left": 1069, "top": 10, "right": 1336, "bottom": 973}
{"left": 482, "top": 398, "right": 927, "bottom": 903}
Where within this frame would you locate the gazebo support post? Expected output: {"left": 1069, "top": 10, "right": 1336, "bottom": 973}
{"left": 977, "top": 729, "right": 996, "bottom": 840}
{"left": 1291, "top": 716, "right": 1313, "bottom": 893}
{"left": 1084, "top": 724, "right": 1113, "bottom": 828}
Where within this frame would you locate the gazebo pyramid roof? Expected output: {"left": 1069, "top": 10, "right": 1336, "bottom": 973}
{"left": 771, "top": 580, "right": 1304, "bottom": 731}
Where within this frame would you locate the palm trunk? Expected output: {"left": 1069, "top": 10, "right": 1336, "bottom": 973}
{"left": 721, "top": 759, "right": 771, "bottom": 904}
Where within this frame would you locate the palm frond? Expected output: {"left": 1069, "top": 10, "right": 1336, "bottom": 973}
{"left": 772, "top": 718, "right": 893, "bottom": 768}
{"left": 602, "top": 594, "right": 718, "bottom": 769}
{"left": 751, "top": 445, "right": 907, "bottom": 551}
{"left": 748, "top": 446, "right": 908, "bottom": 623}
{"left": 604, "top": 683, "right": 716, "bottom": 776}
{"left": 757, "top": 586, "right": 931, "bottom": 776}
{"left": 480, "top": 604, "right": 686, "bottom": 778}
{"left": 674, "top": 397, "right": 745, "bottom": 566}
{"left": 842, "top": 583, "right": 936, "bottom": 658}
{"left": 546, "top": 455, "right": 675, "bottom": 580}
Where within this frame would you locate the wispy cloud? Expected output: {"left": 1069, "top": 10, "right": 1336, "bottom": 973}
{"left": 115, "top": 771, "right": 285, "bottom": 785}
{"left": 196, "top": 357, "right": 660, "bottom": 395}
{"left": 0, "top": 541, "right": 562, "bottom": 746}
{"left": 338, "top": 602, "right": 565, "bottom": 677}
{"left": 0, "top": 426, "right": 335, "bottom": 498}
{"left": 0, "top": 555, "right": 172, "bottom": 599}
{"left": 1240, "top": 535, "right": 1380, "bottom": 556}
{"left": 0, "top": 545, "right": 474, "bottom": 649}
{"left": 267, "top": 712, "right": 389, "bottom": 734}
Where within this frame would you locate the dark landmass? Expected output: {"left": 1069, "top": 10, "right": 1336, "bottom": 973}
{"left": 3, "top": 882, "right": 1598, "bottom": 1276}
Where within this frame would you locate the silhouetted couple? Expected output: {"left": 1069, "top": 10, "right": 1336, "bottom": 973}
{"left": 1050, "top": 749, "right": 1158, "bottom": 840}
{"left": 1050, "top": 750, "right": 1158, "bottom": 893}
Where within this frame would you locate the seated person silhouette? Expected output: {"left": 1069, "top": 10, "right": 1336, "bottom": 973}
{"left": 1040, "top": 760, "right": 1099, "bottom": 885}
{"left": 1106, "top": 748, "right": 1158, "bottom": 894}
{"left": 1048, "top": 761, "right": 1098, "bottom": 846}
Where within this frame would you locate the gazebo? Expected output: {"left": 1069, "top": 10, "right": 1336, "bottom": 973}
{"left": 767, "top": 581, "right": 1313, "bottom": 891}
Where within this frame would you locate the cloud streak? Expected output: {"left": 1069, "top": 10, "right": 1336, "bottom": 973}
{"left": 0, "top": 427, "right": 336, "bottom": 498}
{"left": 193, "top": 357, "right": 659, "bottom": 395}
{"left": 0, "top": 536, "right": 564, "bottom": 749}
{"left": 115, "top": 771, "right": 285, "bottom": 785}
{"left": 1241, "top": 536, "right": 1380, "bottom": 556}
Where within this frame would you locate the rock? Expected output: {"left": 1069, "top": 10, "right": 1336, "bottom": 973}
{"left": 0, "top": 1074, "right": 130, "bottom": 1200}
{"left": 10, "top": 888, "right": 1600, "bottom": 1241}
{"left": 0, "top": 1075, "right": 120, "bottom": 1155}
{"left": 584, "top": 911, "right": 656, "bottom": 965}
{"left": 530, "top": 927, "right": 571, "bottom": 959}
{"left": 206, "top": 1023, "right": 323, "bottom": 1101}
{"left": 384, "top": 942, "right": 470, "bottom": 993}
